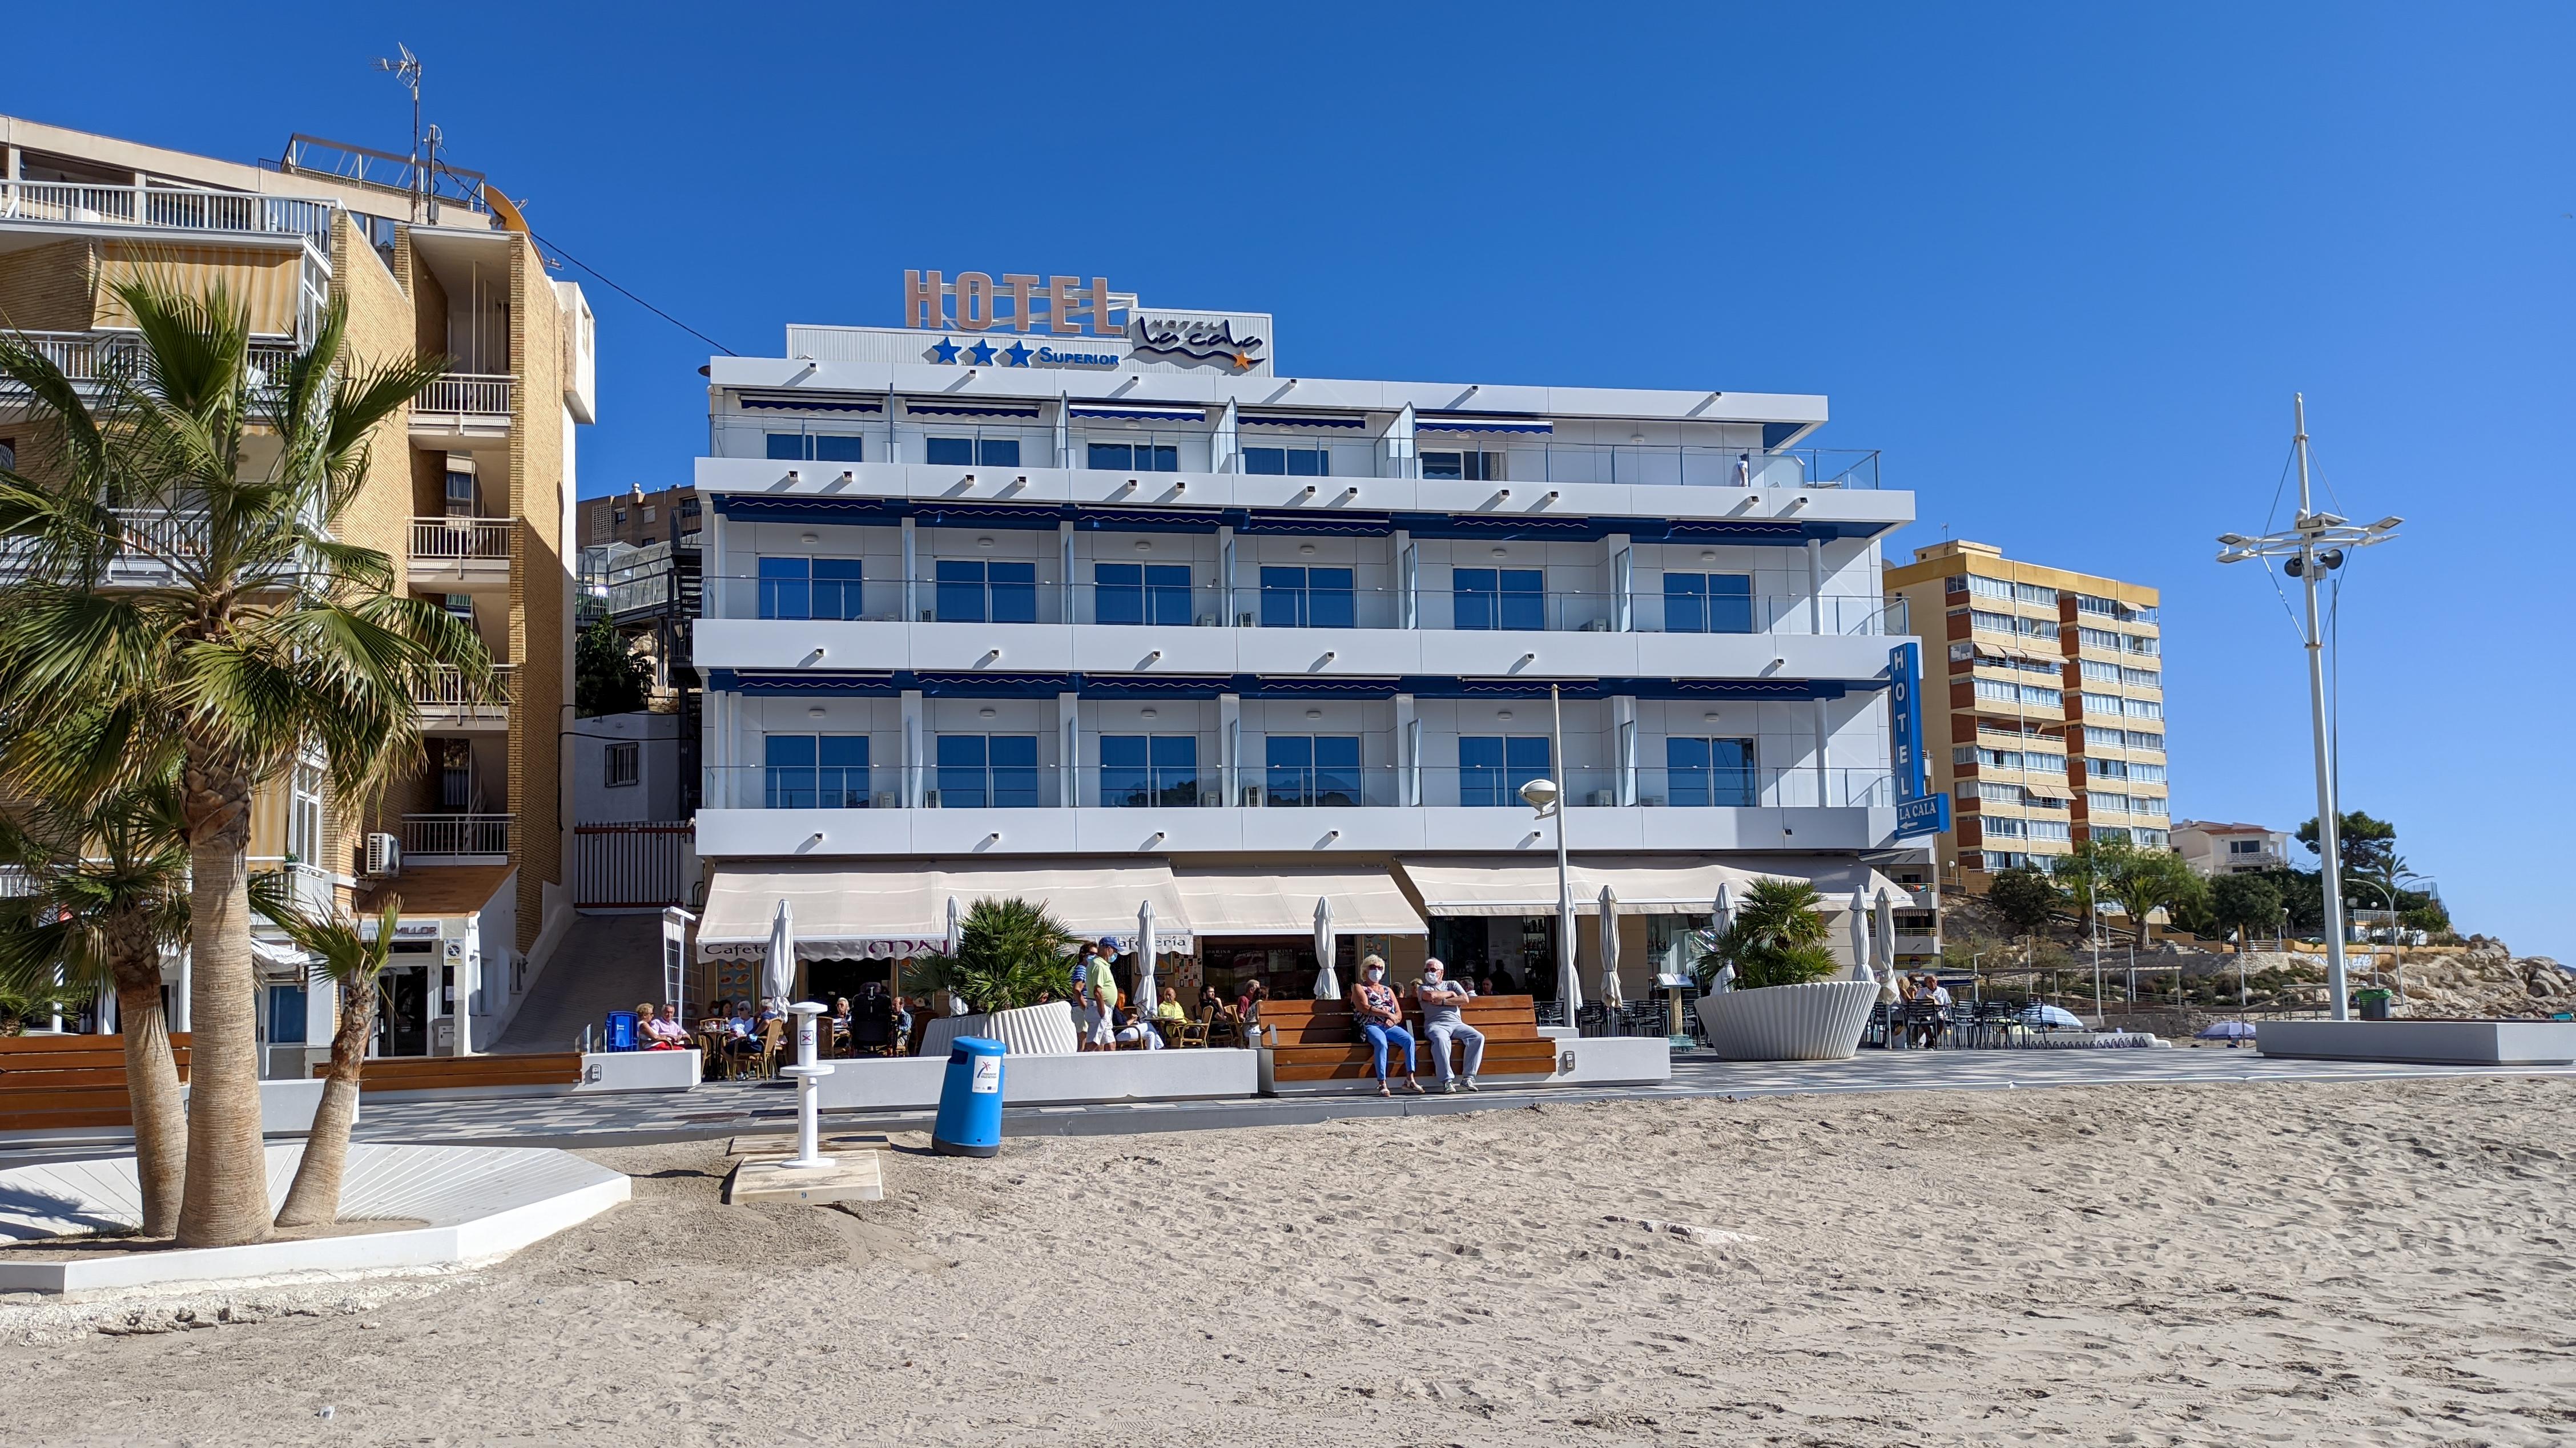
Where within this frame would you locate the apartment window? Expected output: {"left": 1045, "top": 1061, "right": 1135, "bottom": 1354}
{"left": 1983, "top": 816, "right": 2027, "bottom": 838}
{"left": 766, "top": 433, "right": 866, "bottom": 463}
{"left": 1258, "top": 566, "right": 1354, "bottom": 628}
{"left": 264, "top": 984, "right": 308, "bottom": 1046}
{"left": 1949, "top": 642, "right": 1975, "bottom": 663}
{"left": 766, "top": 735, "right": 871, "bottom": 809}
{"left": 1979, "top": 679, "right": 2062, "bottom": 708}
{"left": 2088, "top": 790, "right": 2130, "bottom": 813}
{"left": 1265, "top": 735, "right": 1361, "bottom": 806}
{"left": 1665, "top": 737, "right": 1755, "bottom": 808}
{"left": 2136, "top": 796, "right": 2169, "bottom": 816}
{"left": 1968, "top": 608, "right": 2016, "bottom": 635}
{"left": 1953, "top": 745, "right": 1976, "bottom": 767}
{"left": 2013, "top": 582, "right": 2058, "bottom": 606}
{"left": 2082, "top": 691, "right": 2122, "bottom": 715}
{"left": 2228, "top": 838, "right": 2263, "bottom": 857}
{"left": 641, "top": 507, "right": 657, "bottom": 523}
{"left": 289, "top": 756, "right": 324, "bottom": 866}
{"left": 2127, "top": 731, "right": 2164, "bottom": 752}
{"left": 927, "top": 436, "right": 1019, "bottom": 467}
{"left": 1454, "top": 568, "right": 1544, "bottom": 631}
{"left": 2122, "top": 667, "right": 2160, "bottom": 688}
{"left": 1663, "top": 572, "right": 1754, "bottom": 634}
{"left": 2123, "top": 697, "right": 2163, "bottom": 720}
{"left": 2080, "top": 658, "right": 2121, "bottom": 683}
{"left": 444, "top": 466, "right": 478, "bottom": 517}
{"left": 612, "top": 508, "right": 627, "bottom": 525}
{"left": 1420, "top": 450, "right": 1503, "bottom": 481}
{"left": 1088, "top": 442, "right": 1178, "bottom": 471}
{"left": 1964, "top": 575, "right": 2014, "bottom": 603}
{"left": 1243, "top": 446, "right": 1329, "bottom": 477}
{"left": 2085, "top": 757, "right": 2129, "bottom": 780}
{"left": 2083, "top": 726, "right": 2125, "bottom": 748}
{"left": 1459, "top": 736, "right": 1551, "bottom": 807}
{"left": 604, "top": 741, "right": 640, "bottom": 788}
{"left": 0, "top": 439, "right": 14, "bottom": 470}
{"left": 1943, "top": 574, "right": 1968, "bottom": 596}
{"left": 935, "top": 735, "right": 1038, "bottom": 809}
{"left": 2094, "top": 825, "right": 2134, "bottom": 843}
{"left": 2027, "top": 820, "right": 2072, "bottom": 842}
{"left": 2134, "top": 828, "right": 2167, "bottom": 848}
{"left": 1100, "top": 735, "right": 1198, "bottom": 808}
{"left": 757, "top": 556, "right": 864, "bottom": 620}
{"left": 1094, "top": 563, "right": 1193, "bottom": 626}
{"left": 935, "top": 560, "right": 1037, "bottom": 623}
{"left": 1978, "top": 781, "right": 2024, "bottom": 804}
{"left": 2075, "top": 594, "right": 2118, "bottom": 616}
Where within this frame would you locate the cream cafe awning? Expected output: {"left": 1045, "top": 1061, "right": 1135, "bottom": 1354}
{"left": 1171, "top": 865, "right": 1428, "bottom": 937}
{"left": 698, "top": 860, "right": 1195, "bottom": 961}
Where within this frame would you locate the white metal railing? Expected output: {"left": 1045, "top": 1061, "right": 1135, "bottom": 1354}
{"left": 248, "top": 858, "right": 336, "bottom": 920}
{"left": 413, "top": 664, "right": 515, "bottom": 723}
{"left": 111, "top": 507, "right": 211, "bottom": 562}
{"left": 0, "top": 181, "right": 339, "bottom": 248}
{"left": 7, "top": 330, "right": 299, "bottom": 389}
{"left": 410, "top": 516, "right": 514, "bottom": 560}
{"left": 400, "top": 813, "right": 514, "bottom": 857}
{"left": 415, "top": 374, "right": 516, "bottom": 418}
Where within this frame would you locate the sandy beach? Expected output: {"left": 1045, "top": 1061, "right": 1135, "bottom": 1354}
{"left": 2, "top": 1074, "right": 2570, "bottom": 1446}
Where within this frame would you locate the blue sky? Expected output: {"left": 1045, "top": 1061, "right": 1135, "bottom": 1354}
{"left": 12, "top": 3, "right": 2573, "bottom": 959}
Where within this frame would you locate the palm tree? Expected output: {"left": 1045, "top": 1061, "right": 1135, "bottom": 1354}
{"left": 915, "top": 897, "right": 1080, "bottom": 1014}
{"left": 256, "top": 893, "right": 398, "bottom": 1228}
{"left": 0, "top": 760, "right": 191, "bottom": 1235}
{"left": 2106, "top": 847, "right": 2205, "bottom": 949}
{"left": 0, "top": 279, "right": 479, "bottom": 1247}
{"left": 1696, "top": 878, "right": 1838, "bottom": 991}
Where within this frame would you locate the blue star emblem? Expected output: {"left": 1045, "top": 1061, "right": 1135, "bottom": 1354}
{"left": 967, "top": 338, "right": 998, "bottom": 366}
{"left": 1004, "top": 340, "right": 1034, "bottom": 366}
{"left": 930, "top": 336, "right": 961, "bottom": 364}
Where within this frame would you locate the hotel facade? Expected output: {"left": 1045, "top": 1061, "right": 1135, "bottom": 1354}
{"left": 1882, "top": 539, "right": 2168, "bottom": 883}
{"left": 687, "top": 275, "right": 1939, "bottom": 1009}
{"left": 0, "top": 116, "right": 593, "bottom": 1066}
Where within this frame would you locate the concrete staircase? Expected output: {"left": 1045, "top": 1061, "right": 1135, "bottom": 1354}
{"left": 490, "top": 914, "right": 664, "bottom": 1054}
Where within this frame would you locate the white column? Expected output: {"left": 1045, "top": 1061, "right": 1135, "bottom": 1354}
{"left": 1813, "top": 696, "right": 1832, "bottom": 808}
{"left": 1608, "top": 534, "right": 1634, "bottom": 632}
{"left": 901, "top": 689, "right": 927, "bottom": 807}
{"left": 886, "top": 389, "right": 901, "bottom": 463}
{"left": 1395, "top": 530, "right": 1418, "bottom": 628}
{"left": 901, "top": 517, "right": 919, "bottom": 620}
{"left": 1058, "top": 692, "right": 1081, "bottom": 808}
{"left": 1613, "top": 695, "right": 1639, "bottom": 805}
{"left": 1806, "top": 537, "right": 1824, "bottom": 635}
{"left": 1219, "top": 693, "right": 1242, "bottom": 804}
{"left": 1213, "top": 398, "right": 1240, "bottom": 474}
{"left": 1391, "top": 403, "right": 1418, "bottom": 479}
{"left": 1218, "top": 525, "right": 1238, "bottom": 625}
{"left": 1394, "top": 693, "right": 1419, "bottom": 806}
{"left": 1053, "top": 400, "right": 1071, "bottom": 470}
{"left": 706, "top": 504, "right": 727, "bottom": 617}
{"left": 1058, "top": 520, "right": 1076, "bottom": 624}
{"left": 171, "top": 951, "right": 191, "bottom": 1032}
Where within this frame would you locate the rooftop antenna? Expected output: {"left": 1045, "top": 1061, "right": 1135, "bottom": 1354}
{"left": 373, "top": 43, "right": 424, "bottom": 221}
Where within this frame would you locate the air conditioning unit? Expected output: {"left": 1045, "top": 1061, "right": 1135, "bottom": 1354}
{"left": 364, "top": 832, "right": 401, "bottom": 878}
{"left": 1239, "top": 784, "right": 1264, "bottom": 807}
{"left": 923, "top": 789, "right": 941, "bottom": 808}
{"left": 1236, "top": 612, "right": 1257, "bottom": 627}
{"left": 1587, "top": 790, "right": 1615, "bottom": 808}
{"left": 919, "top": 609, "right": 935, "bottom": 622}
{"left": 1197, "top": 614, "right": 1218, "bottom": 627}
{"left": 1579, "top": 619, "right": 1611, "bottom": 632}
{"left": 872, "top": 792, "right": 897, "bottom": 809}
{"left": 1201, "top": 790, "right": 1223, "bottom": 807}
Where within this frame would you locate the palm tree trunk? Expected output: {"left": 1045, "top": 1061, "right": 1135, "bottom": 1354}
{"left": 111, "top": 962, "right": 187, "bottom": 1237}
{"left": 275, "top": 983, "right": 371, "bottom": 1229}
{"left": 175, "top": 773, "right": 269, "bottom": 1248}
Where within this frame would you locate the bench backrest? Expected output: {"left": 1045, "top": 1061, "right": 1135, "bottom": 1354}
{"left": 1258, "top": 994, "right": 1540, "bottom": 1046}
{"left": 313, "top": 1052, "right": 584, "bottom": 1091}
{"left": 0, "top": 1032, "right": 194, "bottom": 1091}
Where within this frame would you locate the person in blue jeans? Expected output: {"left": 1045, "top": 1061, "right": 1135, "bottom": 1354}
{"left": 1346, "top": 954, "right": 1422, "bottom": 1097}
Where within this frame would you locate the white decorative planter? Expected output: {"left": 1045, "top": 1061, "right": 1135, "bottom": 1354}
{"left": 1696, "top": 979, "right": 1879, "bottom": 1061}
{"left": 916, "top": 1001, "right": 1078, "bottom": 1058}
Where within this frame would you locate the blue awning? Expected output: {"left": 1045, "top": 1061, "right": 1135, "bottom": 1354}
{"left": 739, "top": 393, "right": 882, "bottom": 413}
{"left": 1068, "top": 402, "right": 1207, "bottom": 422}
{"left": 1415, "top": 415, "right": 1552, "bottom": 434}
{"left": 901, "top": 400, "right": 1043, "bottom": 418}
{"left": 1237, "top": 413, "right": 1367, "bottom": 429}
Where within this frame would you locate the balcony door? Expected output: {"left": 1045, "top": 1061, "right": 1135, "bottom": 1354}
{"left": 1258, "top": 566, "right": 1354, "bottom": 628}
{"left": 1264, "top": 735, "right": 1360, "bottom": 806}
{"left": 1459, "top": 735, "right": 1550, "bottom": 806}
{"left": 1453, "top": 568, "right": 1544, "bottom": 631}
{"left": 936, "top": 734, "right": 1039, "bottom": 808}
{"left": 1100, "top": 735, "right": 1198, "bottom": 807}
{"left": 1665, "top": 737, "right": 1756, "bottom": 806}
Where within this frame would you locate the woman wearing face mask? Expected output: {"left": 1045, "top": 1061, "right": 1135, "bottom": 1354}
{"left": 1345, "top": 954, "right": 1421, "bottom": 1096}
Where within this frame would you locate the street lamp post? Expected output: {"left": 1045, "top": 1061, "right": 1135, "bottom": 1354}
{"left": 2216, "top": 394, "right": 2401, "bottom": 1022}
{"left": 1519, "top": 685, "right": 1577, "bottom": 1030}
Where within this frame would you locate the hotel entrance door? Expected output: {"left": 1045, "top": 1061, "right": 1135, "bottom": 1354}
{"left": 378, "top": 965, "right": 429, "bottom": 1056}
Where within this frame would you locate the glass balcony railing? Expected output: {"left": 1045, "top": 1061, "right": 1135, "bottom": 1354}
{"left": 705, "top": 575, "right": 1895, "bottom": 636}
{"left": 701, "top": 763, "right": 1894, "bottom": 811}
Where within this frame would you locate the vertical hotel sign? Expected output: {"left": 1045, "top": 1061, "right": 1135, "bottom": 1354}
{"left": 1889, "top": 642, "right": 1951, "bottom": 839}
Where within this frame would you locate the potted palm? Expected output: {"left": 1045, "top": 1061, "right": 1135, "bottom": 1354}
{"left": 912, "top": 898, "right": 1083, "bottom": 1056}
{"left": 1693, "top": 880, "right": 1878, "bottom": 1060}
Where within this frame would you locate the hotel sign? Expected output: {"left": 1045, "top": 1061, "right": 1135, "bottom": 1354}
{"left": 1889, "top": 642, "right": 1951, "bottom": 840}
{"left": 905, "top": 271, "right": 1121, "bottom": 334}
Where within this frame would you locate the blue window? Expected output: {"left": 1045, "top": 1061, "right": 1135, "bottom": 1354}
{"left": 924, "top": 436, "right": 1019, "bottom": 467}
{"left": 1665, "top": 737, "right": 1756, "bottom": 806}
{"left": 1459, "top": 736, "right": 1551, "bottom": 806}
{"left": 1421, "top": 450, "right": 1502, "bottom": 481}
{"left": 936, "top": 734, "right": 1039, "bottom": 809}
{"left": 1452, "top": 568, "right": 1544, "bottom": 631}
{"left": 935, "top": 559, "right": 1037, "bottom": 623}
{"left": 1242, "top": 446, "right": 1329, "bottom": 477}
{"left": 264, "top": 984, "right": 308, "bottom": 1045}
{"left": 1265, "top": 735, "right": 1361, "bottom": 807}
{"left": 766, "top": 735, "right": 872, "bottom": 809}
{"left": 1258, "top": 566, "right": 1354, "bottom": 628}
{"left": 1100, "top": 735, "right": 1198, "bottom": 808}
{"left": 756, "top": 556, "right": 862, "bottom": 620}
{"left": 1663, "top": 572, "right": 1754, "bottom": 634}
{"left": 1094, "top": 563, "right": 1193, "bottom": 626}
{"left": 1088, "top": 442, "right": 1178, "bottom": 471}
{"left": 764, "top": 433, "right": 864, "bottom": 462}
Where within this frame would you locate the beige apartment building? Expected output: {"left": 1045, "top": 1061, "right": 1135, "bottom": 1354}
{"left": 0, "top": 115, "right": 594, "bottom": 1064}
{"left": 1884, "top": 541, "right": 2168, "bottom": 884}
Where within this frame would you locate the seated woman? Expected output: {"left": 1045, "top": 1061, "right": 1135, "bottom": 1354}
{"left": 1346, "top": 955, "right": 1422, "bottom": 1097}
{"left": 639, "top": 1003, "right": 690, "bottom": 1050}
{"left": 1153, "top": 986, "right": 1188, "bottom": 1023}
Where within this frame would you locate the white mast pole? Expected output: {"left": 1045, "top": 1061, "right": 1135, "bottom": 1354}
{"left": 2293, "top": 393, "right": 2352, "bottom": 1021}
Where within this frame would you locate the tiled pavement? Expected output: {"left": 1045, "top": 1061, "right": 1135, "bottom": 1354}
{"left": 322, "top": 1047, "right": 2574, "bottom": 1152}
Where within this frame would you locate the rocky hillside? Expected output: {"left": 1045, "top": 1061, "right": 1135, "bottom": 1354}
{"left": 2393, "top": 937, "right": 2573, "bottom": 1019}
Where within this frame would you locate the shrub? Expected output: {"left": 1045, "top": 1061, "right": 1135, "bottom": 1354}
{"left": 1697, "top": 878, "right": 1841, "bottom": 991}
{"left": 913, "top": 897, "right": 1079, "bottom": 1014}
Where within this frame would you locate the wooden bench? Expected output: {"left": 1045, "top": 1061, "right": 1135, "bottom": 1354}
{"left": 313, "top": 1052, "right": 584, "bottom": 1094}
{"left": 1258, "top": 994, "right": 1561, "bottom": 1086}
{"left": 0, "top": 1032, "right": 192, "bottom": 1134}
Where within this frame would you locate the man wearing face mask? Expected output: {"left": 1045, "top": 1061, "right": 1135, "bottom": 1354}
{"left": 1345, "top": 953, "right": 1421, "bottom": 1096}
{"left": 1415, "top": 957, "right": 1483, "bottom": 1093}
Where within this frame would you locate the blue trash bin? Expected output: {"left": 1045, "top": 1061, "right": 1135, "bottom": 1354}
{"left": 932, "top": 1035, "right": 1007, "bottom": 1157}
{"left": 603, "top": 1010, "right": 638, "bottom": 1052}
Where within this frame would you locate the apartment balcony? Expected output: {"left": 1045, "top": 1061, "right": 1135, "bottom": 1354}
{"left": 400, "top": 813, "right": 514, "bottom": 862}
{"left": 249, "top": 859, "right": 337, "bottom": 929}
{"left": 407, "top": 516, "right": 514, "bottom": 591}
{"left": 410, "top": 374, "right": 516, "bottom": 439}
{"left": 413, "top": 664, "right": 515, "bottom": 733}
{"left": 6, "top": 330, "right": 299, "bottom": 399}
{"left": 0, "top": 181, "right": 337, "bottom": 248}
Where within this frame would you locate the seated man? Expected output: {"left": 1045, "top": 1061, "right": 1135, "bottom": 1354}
{"left": 639, "top": 1003, "right": 690, "bottom": 1050}
{"left": 1415, "top": 957, "right": 1485, "bottom": 1093}
{"left": 1347, "top": 955, "right": 1421, "bottom": 1097}
{"left": 721, "top": 1000, "right": 761, "bottom": 1066}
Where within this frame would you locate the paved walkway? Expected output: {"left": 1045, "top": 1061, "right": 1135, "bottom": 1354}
{"left": 324, "top": 1047, "right": 2574, "bottom": 1152}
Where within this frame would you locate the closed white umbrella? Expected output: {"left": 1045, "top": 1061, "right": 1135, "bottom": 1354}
{"left": 1871, "top": 888, "right": 1901, "bottom": 1005}
{"left": 1848, "top": 889, "right": 1874, "bottom": 989}
{"left": 1709, "top": 884, "right": 1737, "bottom": 993}
{"left": 1134, "top": 900, "right": 1160, "bottom": 1019}
{"left": 1311, "top": 895, "right": 1339, "bottom": 998}
{"left": 1597, "top": 884, "right": 1624, "bottom": 1009}
{"left": 944, "top": 896, "right": 963, "bottom": 957}
{"left": 763, "top": 899, "right": 797, "bottom": 1005}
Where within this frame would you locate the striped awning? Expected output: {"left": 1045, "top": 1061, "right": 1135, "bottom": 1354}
{"left": 1068, "top": 401, "right": 1206, "bottom": 421}
{"left": 1237, "top": 412, "right": 1367, "bottom": 429}
{"left": 739, "top": 393, "right": 882, "bottom": 413}
{"left": 901, "top": 400, "right": 1043, "bottom": 418}
{"left": 1415, "top": 414, "right": 1553, "bottom": 434}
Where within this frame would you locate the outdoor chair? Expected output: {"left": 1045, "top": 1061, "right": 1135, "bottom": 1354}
{"left": 1170, "top": 1011, "right": 1212, "bottom": 1048}
{"left": 749, "top": 1019, "right": 786, "bottom": 1079}
{"left": 1863, "top": 1002, "right": 1894, "bottom": 1049}
{"left": 1900, "top": 1001, "right": 1946, "bottom": 1048}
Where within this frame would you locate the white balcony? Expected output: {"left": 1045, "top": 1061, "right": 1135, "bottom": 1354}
{"left": 8, "top": 330, "right": 300, "bottom": 397}
{"left": 400, "top": 813, "right": 514, "bottom": 861}
{"left": 413, "top": 664, "right": 514, "bottom": 733}
{"left": 0, "top": 182, "right": 337, "bottom": 248}
{"left": 408, "top": 516, "right": 513, "bottom": 590}
{"left": 411, "top": 374, "right": 515, "bottom": 438}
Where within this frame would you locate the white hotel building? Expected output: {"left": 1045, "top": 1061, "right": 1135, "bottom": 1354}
{"left": 687, "top": 277, "right": 1936, "bottom": 1010}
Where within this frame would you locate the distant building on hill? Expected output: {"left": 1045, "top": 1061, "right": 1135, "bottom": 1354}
{"left": 2173, "top": 820, "right": 2292, "bottom": 876}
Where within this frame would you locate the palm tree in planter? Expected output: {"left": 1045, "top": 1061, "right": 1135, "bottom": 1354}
{"left": 1692, "top": 879, "right": 1878, "bottom": 1060}
{"left": 0, "top": 281, "right": 478, "bottom": 1247}
{"left": 0, "top": 757, "right": 192, "bottom": 1235}
{"left": 916, "top": 898, "right": 1079, "bottom": 1014}
{"left": 255, "top": 892, "right": 399, "bottom": 1228}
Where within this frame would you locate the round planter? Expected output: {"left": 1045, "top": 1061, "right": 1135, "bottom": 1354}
{"left": 1695, "top": 979, "right": 1879, "bottom": 1061}
{"left": 916, "top": 1000, "right": 1078, "bottom": 1058}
